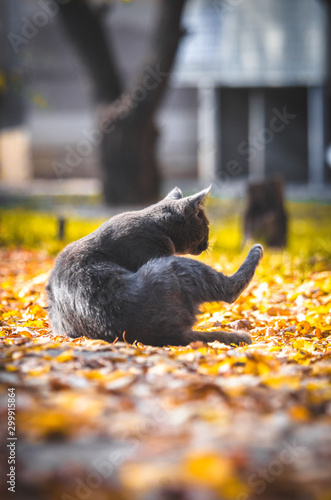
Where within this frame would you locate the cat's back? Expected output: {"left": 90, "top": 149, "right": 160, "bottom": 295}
{"left": 50, "top": 236, "right": 95, "bottom": 279}
{"left": 49, "top": 196, "right": 184, "bottom": 281}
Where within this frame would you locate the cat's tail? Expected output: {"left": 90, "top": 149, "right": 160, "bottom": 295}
{"left": 163, "top": 330, "right": 252, "bottom": 347}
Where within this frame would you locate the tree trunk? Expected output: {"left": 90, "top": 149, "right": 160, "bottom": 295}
{"left": 100, "top": 0, "right": 186, "bottom": 205}
{"left": 100, "top": 107, "right": 160, "bottom": 204}
{"left": 58, "top": 0, "right": 186, "bottom": 205}
{"left": 244, "top": 177, "right": 287, "bottom": 248}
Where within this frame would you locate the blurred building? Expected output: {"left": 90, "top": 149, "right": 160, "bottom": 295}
{"left": 173, "top": 0, "right": 331, "bottom": 188}
{"left": 0, "top": 0, "right": 330, "bottom": 190}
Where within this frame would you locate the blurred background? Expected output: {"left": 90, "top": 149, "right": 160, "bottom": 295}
{"left": 1, "top": 4, "right": 331, "bottom": 498}
{"left": 0, "top": 0, "right": 331, "bottom": 208}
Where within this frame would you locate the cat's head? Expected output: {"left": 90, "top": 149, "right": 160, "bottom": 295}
{"left": 160, "top": 186, "right": 211, "bottom": 255}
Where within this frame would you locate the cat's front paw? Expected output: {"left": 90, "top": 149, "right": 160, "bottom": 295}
{"left": 229, "top": 331, "right": 252, "bottom": 345}
{"left": 249, "top": 244, "right": 264, "bottom": 262}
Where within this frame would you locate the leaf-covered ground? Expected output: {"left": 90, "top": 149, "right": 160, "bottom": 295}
{"left": 1, "top": 205, "right": 331, "bottom": 500}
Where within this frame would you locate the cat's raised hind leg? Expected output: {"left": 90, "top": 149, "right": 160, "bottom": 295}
{"left": 123, "top": 245, "right": 263, "bottom": 347}
{"left": 225, "top": 244, "right": 263, "bottom": 303}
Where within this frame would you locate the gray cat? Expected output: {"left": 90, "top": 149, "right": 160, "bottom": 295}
{"left": 46, "top": 187, "right": 263, "bottom": 346}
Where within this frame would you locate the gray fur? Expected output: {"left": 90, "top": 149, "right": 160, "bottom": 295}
{"left": 46, "top": 188, "right": 263, "bottom": 346}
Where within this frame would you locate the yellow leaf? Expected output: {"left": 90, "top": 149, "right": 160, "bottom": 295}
{"left": 296, "top": 321, "right": 312, "bottom": 335}
{"left": 55, "top": 350, "right": 75, "bottom": 362}
{"left": 28, "top": 364, "right": 51, "bottom": 376}
{"left": 289, "top": 405, "right": 311, "bottom": 421}
{"left": 18, "top": 330, "right": 33, "bottom": 339}
{"left": 293, "top": 339, "right": 315, "bottom": 353}
{"left": 184, "top": 451, "right": 234, "bottom": 487}
{"left": 262, "top": 375, "right": 301, "bottom": 390}
{"left": 6, "top": 364, "right": 18, "bottom": 371}
{"left": 269, "top": 345, "right": 283, "bottom": 352}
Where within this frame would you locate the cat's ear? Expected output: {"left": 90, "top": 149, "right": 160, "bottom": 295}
{"left": 164, "top": 186, "right": 183, "bottom": 200}
{"left": 185, "top": 186, "right": 211, "bottom": 211}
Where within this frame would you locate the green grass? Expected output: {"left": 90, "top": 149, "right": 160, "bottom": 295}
{"left": 0, "top": 209, "right": 103, "bottom": 255}
{"left": 0, "top": 201, "right": 330, "bottom": 264}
